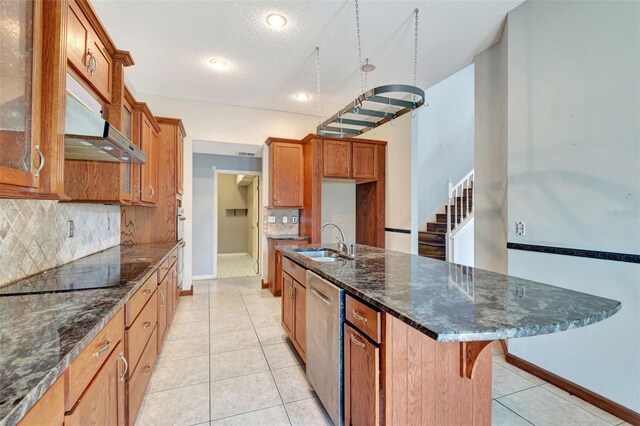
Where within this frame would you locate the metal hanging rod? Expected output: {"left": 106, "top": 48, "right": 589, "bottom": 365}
{"left": 316, "top": 84, "right": 425, "bottom": 138}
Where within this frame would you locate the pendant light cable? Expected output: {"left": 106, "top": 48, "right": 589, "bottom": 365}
{"left": 355, "top": 0, "right": 364, "bottom": 93}
{"left": 413, "top": 8, "right": 419, "bottom": 88}
{"left": 315, "top": 46, "right": 322, "bottom": 126}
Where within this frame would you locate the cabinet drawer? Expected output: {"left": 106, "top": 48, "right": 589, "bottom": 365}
{"left": 126, "top": 291, "right": 158, "bottom": 372}
{"left": 346, "top": 295, "right": 381, "bottom": 343}
{"left": 128, "top": 327, "right": 158, "bottom": 426}
{"left": 66, "top": 309, "right": 124, "bottom": 411}
{"left": 157, "top": 257, "right": 170, "bottom": 283}
{"left": 126, "top": 271, "right": 157, "bottom": 327}
{"left": 282, "top": 257, "right": 307, "bottom": 287}
{"left": 19, "top": 376, "right": 64, "bottom": 426}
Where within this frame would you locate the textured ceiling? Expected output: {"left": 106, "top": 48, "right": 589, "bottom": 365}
{"left": 92, "top": 0, "right": 523, "bottom": 117}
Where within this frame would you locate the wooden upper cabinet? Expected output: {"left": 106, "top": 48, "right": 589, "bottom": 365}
{"left": 323, "top": 140, "right": 352, "bottom": 178}
{"left": 177, "top": 130, "right": 184, "bottom": 195}
{"left": 267, "top": 139, "right": 304, "bottom": 208}
{"left": 155, "top": 117, "right": 186, "bottom": 197}
{"left": 140, "top": 115, "right": 158, "bottom": 204}
{"left": 352, "top": 143, "right": 377, "bottom": 179}
{"left": 66, "top": 0, "right": 112, "bottom": 102}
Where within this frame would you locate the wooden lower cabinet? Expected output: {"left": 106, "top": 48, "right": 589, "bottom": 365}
{"left": 157, "top": 275, "right": 168, "bottom": 347}
{"left": 281, "top": 272, "right": 295, "bottom": 337}
{"left": 293, "top": 280, "right": 306, "bottom": 359}
{"left": 65, "top": 341, "right": 126, "bottom": 426}
{"left": 344, "top": 324, "right": 380, "bottom": 426}
{"left": 266, "top": 237, "right": 308, "bottom": 296}
{"left": 126, "top": 291, "right": 157, "bottom": 372}
{"left": 127, "top": 327, "right": 158, "bottom": 426}
{"left": 18, "top": 377, "right": 64, "bottom": 426}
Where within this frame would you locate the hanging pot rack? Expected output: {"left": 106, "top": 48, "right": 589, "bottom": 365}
{"left": 314, "top": 5, "right": 424, "bottom": 139}
{"left": 316, "top": 84, "right": 424, "bottom": 138}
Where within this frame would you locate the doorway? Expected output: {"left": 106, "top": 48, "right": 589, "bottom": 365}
{"left": 214, "top": 172, "right": 261, "bottom": 278}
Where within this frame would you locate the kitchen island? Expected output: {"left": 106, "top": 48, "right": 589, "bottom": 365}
{"left": 277, "top": 244, "right": 621, "bottom": 425}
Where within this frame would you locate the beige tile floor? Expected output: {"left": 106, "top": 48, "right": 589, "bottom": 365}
{"left": 217, "top": 254, "right": 259, "bottom": 278}
{"left": 136, "top": 276, "right": 629, "bottom": 426}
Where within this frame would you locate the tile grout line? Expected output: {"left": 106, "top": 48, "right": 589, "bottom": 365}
{"left": 495, "top": 400, "right": 536, "bottom": 425}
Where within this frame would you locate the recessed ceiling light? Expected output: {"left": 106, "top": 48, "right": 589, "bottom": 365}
{"left": 209, "top": 57, "right": 229, "bottom": 71}
{"left": 266, "top": 13, "right": 287, "bottom": 28}
{"left": 102, "top": 146, "right": 114, "bottom": 151}
{"left": 294, "top": 93, "right": 310, "bottom": 102}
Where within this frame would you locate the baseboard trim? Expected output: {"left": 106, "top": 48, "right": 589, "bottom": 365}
{"left": 261, "top": 279, "right": 269, "bottom": 289}
{"left": 193, "top": 274, "right": 215, "bottom": 280}
{"left": 505, "top": 353, "right": 640, "bottom": 424}
{"left": 179, "top": 289, "right": 193, "bottom": 296}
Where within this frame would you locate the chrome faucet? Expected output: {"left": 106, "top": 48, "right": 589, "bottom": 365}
{"left": 322, "top": 222, "right": 352, "bottom": 256}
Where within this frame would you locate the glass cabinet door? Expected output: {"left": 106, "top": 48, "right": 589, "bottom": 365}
{"left": 0, "top": 0, "right": 39, "bottom": 188}
{"left": 120, "top": 102, "right": 133, "bottom": 199}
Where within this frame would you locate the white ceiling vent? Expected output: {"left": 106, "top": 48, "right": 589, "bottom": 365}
{"left": 236, "top": 151, "right": 256, "bottom": 157}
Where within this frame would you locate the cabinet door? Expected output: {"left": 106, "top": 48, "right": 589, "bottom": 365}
{"left": 120, "top": 101, "right": 134, "bottom": 201}
{"left": 352, "top": 143, "right": 377, "bottom": 179}
{"left": 86, "top": 35, "right": 112, "bottom": 102}
{"left": 157, "top": 275, "right": 168, "bottom": 348}
{"left": 0, "top": 0, "right": 40, "bottom": 190}
{"left": 140, "top": 116, "right": 157, "bottom": 204}
{"left": 66, "top": 0, "right": 89, "bottom": 77}
{"left": 293, "top": 280, "right": 306, "bottom": 359}
{"left": 323, "top": 140, "right": 352, "bottom": 178}
{"left": 176, "top": 131, "right": 184, "bottom": 195}
{"left": 281, "top": 273, "right": 295, "bottom": 337}
{"left": 270, "top": 142, "right": 303, "bottom": 207}
{"left": 344, "top": 324, "right": 379, "bottom": 426}
{"left": 65, "top": 342, "right": 126, "bottom": 426}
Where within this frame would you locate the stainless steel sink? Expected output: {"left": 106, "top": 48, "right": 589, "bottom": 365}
{"left": 293, "top": 248, "right": 353, "bottom": 262}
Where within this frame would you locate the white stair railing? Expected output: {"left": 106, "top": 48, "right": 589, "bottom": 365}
{"left": 446, "top": 170, "right": 474, "bottom": 262}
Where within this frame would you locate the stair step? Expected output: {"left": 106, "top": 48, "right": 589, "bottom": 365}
{"left": 436, "top": 213, "right": 469, "bottom": 224}
{"left": 418, "top": 244, "right": 445, "bottom": 257}
{"left": 418, "top": 231, "right": 445, "bottom": 244}
{"left": 427, "top": 222, "right": 452, "bottom": 233}
{"left": 445, "top": 202, "right": 473, "bottom": 214}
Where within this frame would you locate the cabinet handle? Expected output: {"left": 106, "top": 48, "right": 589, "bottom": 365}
{"left": 149, "top": 185, "right": 155, "bottom": 198}
{"left": 143, "top": 320, "right": 152, "bottom": 329}
{"left": 118, "top": 352, "right": 128, "bottom": 382}
{"left": 352, "top": 310, "right": 368, "bottom": 323}
{"left": 159, "top": 289, "right": 165, "bottom": 306}
{"left": 350, "top": 333, "right": 366, "bottom": 348}
{"left": 142, "top": 365, "right": 152, "bottom": 375}
{"left": 86, "top": 48, "right": 97, "bottom": 76}
{"left": 93, "top": 340, "right": 110, "bottom": 357}
{"left": 172, "top": 269, "right": 177, "bottom": 278}
{"left": 34, "top": 145, "right": 44, "bottom": 178}
{"left": 143, "top": 288, "right": 152, "bottom": 295}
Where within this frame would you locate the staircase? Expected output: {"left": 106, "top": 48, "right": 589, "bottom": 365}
{"left": 419, "top": 171, "right": 474, "bottom": 262}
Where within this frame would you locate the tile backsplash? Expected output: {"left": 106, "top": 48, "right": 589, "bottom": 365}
{"left": 0, "top": 200, "right": 120, "bottom": 286}
{"left": 264, "top": 208, "right": 300, "bottom": 236}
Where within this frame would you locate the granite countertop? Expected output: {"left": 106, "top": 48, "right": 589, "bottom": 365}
{"left": 278, "top": 244, "right": 621, "bottom": 343}
{"left": 266, "top": 234, "right": 309, "bottom": 241}
{"left": 0, "top": 243, "right": 177, "bottom": 426}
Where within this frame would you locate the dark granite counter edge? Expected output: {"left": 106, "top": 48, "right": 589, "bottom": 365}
{"left": 279, "top": 250, "right": 622, "bottom": 343}
{"left": 2, "top": 243, "right": 178, "bottom": 426}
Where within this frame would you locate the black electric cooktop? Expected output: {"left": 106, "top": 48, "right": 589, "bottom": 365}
{"left": 0, "top": 254, "right": 150, "bottom": 297}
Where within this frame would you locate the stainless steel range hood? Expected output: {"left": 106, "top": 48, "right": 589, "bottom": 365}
{"left": 64, "top": 94, "right": 146, "bottom": 164}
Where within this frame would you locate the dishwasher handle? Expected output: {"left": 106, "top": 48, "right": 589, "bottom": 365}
{"left": 310, "top": 287, "right": 333, "bottom": 306}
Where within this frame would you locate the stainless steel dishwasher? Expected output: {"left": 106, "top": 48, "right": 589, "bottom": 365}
{"left": 306, "top": 271, "right": 344, "bottom": 426}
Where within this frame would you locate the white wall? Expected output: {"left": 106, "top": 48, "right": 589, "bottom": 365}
{"left": 505, "top": 0, "right": 640, "bottom": 411}
{"left": 321, "top": 181, "right": 356, "bottom": 245}
{"left": 362, "top": 113, "right": 415, "bottom": 254}
{"left": 474, "top": 28, "right": 509, "bottom": 274}
{"left": 452, "top": 219, "right": 474, "bottom": 267}
{"left": 416, "top": 64, "right": 475, "bottom": 226}
{"left": 137, "top": 93, "right": 319, "bottom": 286}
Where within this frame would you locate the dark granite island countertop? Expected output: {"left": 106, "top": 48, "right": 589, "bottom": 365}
{"left": 0, "top": 243, "right": 177, "bottom": 426}
{"left": 278, "top": 244, "right": 621, "bottom": 342}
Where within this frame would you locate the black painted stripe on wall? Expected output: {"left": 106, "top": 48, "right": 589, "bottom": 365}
{"left": 507, "top": 242, "right": 640, "bottom": 264}
{"left": 385, "top": 227, "right": 411, "bottom": 235}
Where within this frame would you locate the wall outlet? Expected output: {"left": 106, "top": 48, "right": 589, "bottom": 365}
{"left": 292, "top": 216, "right": 298, "bottom": 224}
{"left": 282, "top": 216, "right": 288, "bottom": 224}
{"left": 515, "top": 221, "right": 525, "bottom": 236}
{"left": 68, "top": 220, "right": 75, "bottom": 238}
{"left": 268, "top": 216, "right": 276, "bottom": 223}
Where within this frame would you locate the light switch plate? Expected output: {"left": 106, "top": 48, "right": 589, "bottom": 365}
{"left": 282, "top": 216, "right": 288, "bottom": 223}
{"left": 268, "top": 216, "right": 276, "bottom": 223}
{"left": 292, "top": 216, "right": 298, "bottom": 224}
{"left": 515, "top": 221, "right": 525, "bottom": 236}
